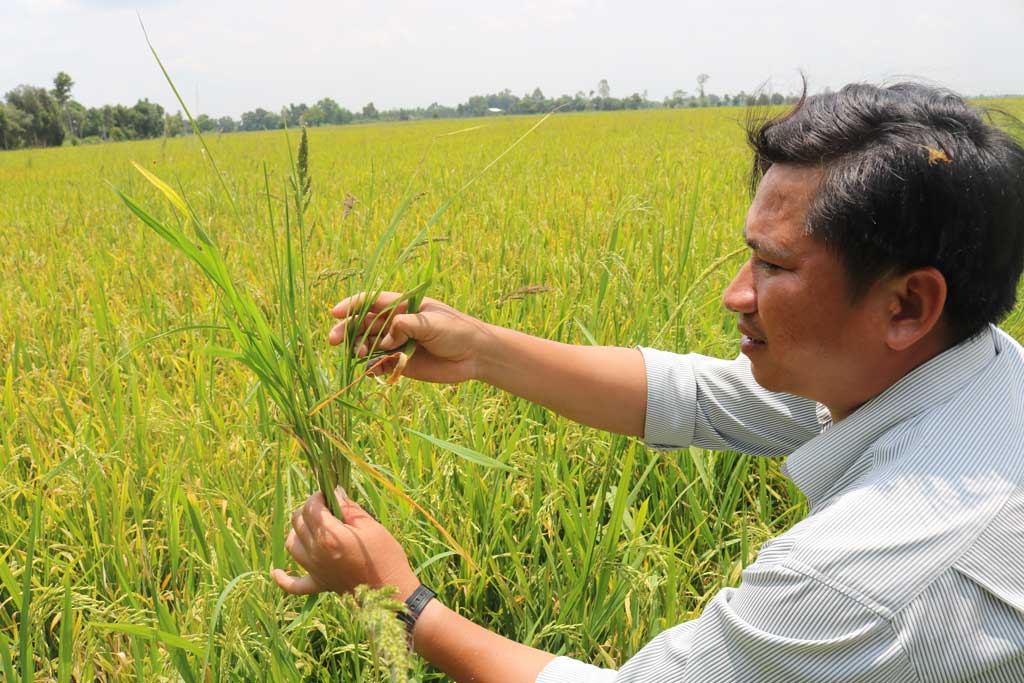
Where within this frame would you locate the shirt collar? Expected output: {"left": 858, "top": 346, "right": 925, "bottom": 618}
{"left": 782, "top": 326, "right": 1000, "bottom": 508}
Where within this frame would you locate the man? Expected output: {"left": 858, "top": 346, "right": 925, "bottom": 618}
{"left": 271, "top": 83, "right": 1024, "bottom": 682}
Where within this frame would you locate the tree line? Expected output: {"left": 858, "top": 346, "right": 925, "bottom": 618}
{"left": 0, "top": 72, "right": 801, "bottom": 151}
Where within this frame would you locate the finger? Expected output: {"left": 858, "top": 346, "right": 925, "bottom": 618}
{"left": 328, "top": 320, "right": 349, "bottom": 346}
{"left": 330, "top": 307, "right": 409, "bottom": 349}
{"left": 335, "top": 311, "right": 394, "bottom": 340}
{"left": 372, "top": 331, "right": 407, "bottom": 352}
{"left": 302, "top": 491, "right": 348, "bottom": 540}
{"left": 271, "top": 569, "right": 326, "bottom": 596}
{"left": 331, "top": 292, "right": 407, "bottom": 319}
{"left": 351, "top": 317, "right": 400, "bottom": 351}
{"left": 390, "top": 312, "right": 432, "bottom": 345}
{"left": 291, "top": 506, "right": 313, "bottom": 548}
{"left": 329, "top": 316, "right": 386, "bottom": 347}
{"left": 335, "top": 488, "right": 377, "bottom": 528}
{"left": 284, "top": 529, "right": 314, "bottom": 567}
{"left": 367, "top": 313, "right": 426, "bottom": 353}
{"left": 331, "top": 292, "right": 372, "bottom": 319}
{"left": 328, "top": 315, "right": 369, "bottom": 347}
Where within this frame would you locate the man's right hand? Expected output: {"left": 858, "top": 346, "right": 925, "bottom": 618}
{"left": 329, "top": 292, "right": 491, "bottom": 385}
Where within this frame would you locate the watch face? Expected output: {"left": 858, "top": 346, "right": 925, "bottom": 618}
{"left": 407, "top": 585, "right": 436, "bottom": 616}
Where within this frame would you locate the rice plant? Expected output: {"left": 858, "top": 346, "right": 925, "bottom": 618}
{"left": 2, "top": 94, "right": 1022, "bottom": 680}
{"left": 115, "top": 33, "right": 512, "bottom": 542}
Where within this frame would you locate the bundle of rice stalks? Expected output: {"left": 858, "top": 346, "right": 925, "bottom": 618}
{"left": 115, "top": 38, "right": 517, "bottom": 568}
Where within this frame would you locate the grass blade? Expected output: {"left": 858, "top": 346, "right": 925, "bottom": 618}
{"left": 18, "top": 491, "right": 41, "bottom": 683}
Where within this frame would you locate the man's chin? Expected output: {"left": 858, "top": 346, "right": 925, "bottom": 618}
{"left": 748, "top": 361, "right": 784, "bottom": 393}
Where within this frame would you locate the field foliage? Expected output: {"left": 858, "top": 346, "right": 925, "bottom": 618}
{"left": 2, "top": 99, "right": 1023, "bottom": 681}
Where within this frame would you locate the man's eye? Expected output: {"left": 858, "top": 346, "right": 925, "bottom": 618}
{"left": 754, "top": 257, "right": 782, "bottom": 271}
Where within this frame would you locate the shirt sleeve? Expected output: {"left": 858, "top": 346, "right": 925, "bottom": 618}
{"left": 638, "top": 348, "right": 822, "bottom": 455}
{"left": 535, "top": 657, "right": 618, "bottom": 683}
{"left": 534, "top": 560, "right": 919, "bottom": 683}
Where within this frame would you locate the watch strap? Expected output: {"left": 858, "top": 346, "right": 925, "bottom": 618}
{"left": 397, "top": 584, "right": 436, "bottom": 634}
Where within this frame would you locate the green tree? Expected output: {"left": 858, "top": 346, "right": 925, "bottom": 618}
{"left": 597, "top": 79, "right": 610, "bottom": 98}
{"left": 283, "top": 103, "right": 308, "bottom": 127}
{"left": 667, "top": 89, "right": 689, "bottom": 108}
{"left": 462, "top": 95, "right": 487, "bottom": 117}
{"left": 240, "top": 108, "right": 282, "bottom": 131}
{"left": 334, "top": 107, "right": 354, "bottom": 125}
{"left": 51, "top": 72, "right": 75, "bottom": 140}
{"left": 81, "top": 107, "right": 105, "bottom": 139}
{"left": 65, "top": 100, "right": 87, "bottom": 138}
{"left": 196, "top": 114, "right": 216, "bottom": 132}
{"left": 315, "top": 97, "right": 353, "bottom": 125}
{"left": 5, "top": 85, "right": 64, "bottom": 147}
{"left": 52, "top": 72, "right": 74, "bottom": 106}
{"left": 362, "top": 101, "right": 379, "bottom": 119}
{"left": 301, "top": 105, "right": 325, "bottom": 127}
{"left": 697, "top": 73, "right": 710, "bottom": 100}
{"left": 130, "top": 99, "right": 165, "bottom": 138}
{"left": 315, "top": 97, "right": 338, "bottom": 122}
{"left": 0, "top": 103, "right": 32, "bottom": 149}
{"left": 164, "top": 110, "right": 186, "bottom": 137}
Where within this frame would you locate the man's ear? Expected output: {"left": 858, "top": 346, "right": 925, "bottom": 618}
{"left": 883, "top": 267, "right": 947, "bottom": 351}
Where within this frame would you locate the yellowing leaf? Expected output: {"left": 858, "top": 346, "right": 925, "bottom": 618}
{"left": 131, "top": 161, "right": 190, "bottom": 216}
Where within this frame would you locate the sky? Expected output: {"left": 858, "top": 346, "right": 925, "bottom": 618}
{"left": 2, "top": 0, "right": 1022, "bottom": 118}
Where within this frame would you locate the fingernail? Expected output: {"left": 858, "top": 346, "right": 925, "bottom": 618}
{"left": 335, "top": 485, "right": 349, "bottom": 501}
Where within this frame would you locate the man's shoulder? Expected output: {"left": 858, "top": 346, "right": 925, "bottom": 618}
{"left": 781, "top": 328, "right": 1024, "bottom": 613}
{"left": 782, "top": 483, "right": 1024, "bottom": 617}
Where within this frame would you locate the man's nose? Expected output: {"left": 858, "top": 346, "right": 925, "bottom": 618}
{"left": 723, "top": 259, "right": 756, "bottom": 314}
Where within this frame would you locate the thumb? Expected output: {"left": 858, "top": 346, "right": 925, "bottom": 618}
{"left": 271, "top": 569, "right": 325, "bottom": 595}
{"left": 383, "top": 312, "right": 429, "bottom": 348}
{"left": 335, "top": 487, "right": 376, "bottom": 527}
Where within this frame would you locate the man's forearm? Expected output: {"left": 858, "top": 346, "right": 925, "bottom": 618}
{"left": 413, "top": 600, "right": 556, "bottom": 683}
{"left": 474, "top": 325, "right": 648, "bottom": 438}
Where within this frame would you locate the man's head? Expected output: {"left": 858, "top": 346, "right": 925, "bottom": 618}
{"left": 724, "top": 83, "right": 1024, "bottom": 419}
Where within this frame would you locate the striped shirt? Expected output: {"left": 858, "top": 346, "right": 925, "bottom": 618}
{"left": 536, "top": 325, "right": 1024, "bottom": 682}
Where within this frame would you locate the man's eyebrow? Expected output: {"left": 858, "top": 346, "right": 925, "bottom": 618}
{"left": 743, "top": 233, "right": 793, "bottom": 260}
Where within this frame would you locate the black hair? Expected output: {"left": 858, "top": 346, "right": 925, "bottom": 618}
{"left": 747, "top": 81, "right": 1024, "bottom": 343}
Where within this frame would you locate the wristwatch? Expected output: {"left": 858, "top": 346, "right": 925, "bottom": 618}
{"left": 396, "top": 584, "right": 436, "bottom": 636}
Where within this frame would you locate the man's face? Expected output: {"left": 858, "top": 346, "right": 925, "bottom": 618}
{"left": 723, "top": 164, "right": 889, "bottom": 414}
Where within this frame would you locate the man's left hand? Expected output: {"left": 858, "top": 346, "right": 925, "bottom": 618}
{"left": 271, "top": 487, "right": 420, "bottom": 601}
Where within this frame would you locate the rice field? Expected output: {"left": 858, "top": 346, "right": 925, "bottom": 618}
{"left": 2, "top": 100, "right": 1023, "bottom": 681}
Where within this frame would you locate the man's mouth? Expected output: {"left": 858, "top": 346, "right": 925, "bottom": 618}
{"left": 738, "top": 322, "right": 766, "bottom": 347}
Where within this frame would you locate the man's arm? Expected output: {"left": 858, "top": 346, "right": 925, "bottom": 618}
{"left": 331, "top": 292, "right": 648, "bottom": 438}
{"left": 411, "top": 600, "right": 557, "bottom": 683}
{"left": 474, "top": 324, "right": 648, "bottom": 438}
{"left": 273, "top": 491, "right": 918, "bottom": 683}
{"left": 271, "top": 490, "right": 563, "bottom": 683}
{"left": 332, "top": 292, "right": 823, "bottom": 452}
{"left": 640, "top": 348, "right": 822, "bottom": 454}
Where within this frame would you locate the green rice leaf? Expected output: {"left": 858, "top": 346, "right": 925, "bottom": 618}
{"left": 401, "top": 427, "right": 512, "bottom": 472}
{"left": 201, "top": 571, "right": 259, "bottom": 677}
{"left": 0, "top": 631, "right": 14, "bottom": 683}
{"left": 0, "top": 549, "right": 21, "bottom": 608}
{"left": 19, "top": 491, "right": 41, "bottom": 683}
{"left": 92, "top": 623, "right": 203, "bottom": 656}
